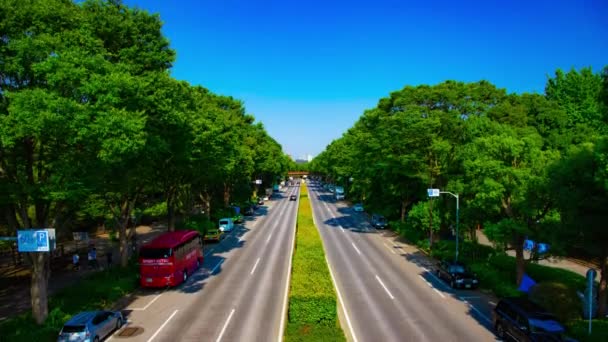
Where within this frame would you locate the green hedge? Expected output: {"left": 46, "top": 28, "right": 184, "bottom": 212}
{"left": 284, "top": 185, "right": 345, "bottom": 341}
{"left": 0, "top": 262, "right": 138, "bottom": 342}
{"left": 567, "top": 319, "right": 608, "bottom": 342}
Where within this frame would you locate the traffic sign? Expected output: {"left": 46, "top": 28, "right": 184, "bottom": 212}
{"left": 427, "top": 188, "right": 440, "bottom": 197}
{"left": 17, "top": 229, "right": 56, "bottom": 252}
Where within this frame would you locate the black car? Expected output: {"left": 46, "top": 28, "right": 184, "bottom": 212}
{"left": 370, "top": 214, "right": 388, "bottom": 229}
{"left": 493, "top": 297, "right": 571, "bottom": 342}
{"left": 436, "top": 260, "right": 478, "bottom": 289}
{"left": 289, "top": 195, "right": 297, "bottom": 201}
{"left": 243, "top": 206, "right": 254, "bottom": 216}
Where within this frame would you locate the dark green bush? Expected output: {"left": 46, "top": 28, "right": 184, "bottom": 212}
{"left": 567, "top": 319, "right": 608, "bottom": 342}
{"left": 528, "top": 282, "right": 582, "bottom": 323}
{"left": 469, "top": 262, "right": 521, "bottom": 298}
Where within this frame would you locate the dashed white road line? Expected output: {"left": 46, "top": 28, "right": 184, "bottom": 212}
{"left": 375, "top": 275, "right": 395, "bottom": 300}
{"left": 147, "top": 309, "right": 178, "bottom": 342}
{"left": 326, "top": 257, "right": 359, "bottom": 342}
{"left": 250, "top": 257, "right": 261, "bottom": 275}
{"left": 216, "top": 308, "right": 236, "bottom": 342}
{"left": 204, "top": 248, "right": 214, "bottom": 257}
{"left": 130, "top": 293, "right": 162, "bottom": 311}
{"left": 265, "top": 233, "right": 272, "bottom": 245}
{"left": 351, "top": 242, "right": 362, "bottom": 255}
{"left": 418, "top": 275, "right": 446, "bottom": 299}
{"left": 383, "top": 243, "right": 397, "bottom": 254}
{"left": 211, "top": 260, "right": 224, "bottom": 274}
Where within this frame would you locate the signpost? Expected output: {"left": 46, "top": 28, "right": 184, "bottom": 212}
{"left": 428, "top": 188, "right": 460, "bottom": 262}
{"left": 17, "top": 229, "right": 56, "bottom": 252}
{"left": 586, "top": 268, "right": 597, "bottom": 334}
{"left": 427, "top": 188, "right": 440, "bottom": 197}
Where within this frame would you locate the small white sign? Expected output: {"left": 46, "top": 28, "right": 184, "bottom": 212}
{"left": 427, "top": 188, "right": 440, "bottom": 197}
{"left": 255, "top": 179, "right": 262, "bottom": 185}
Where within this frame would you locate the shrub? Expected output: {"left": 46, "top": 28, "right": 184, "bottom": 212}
{"left": 141, "top": 201, "right": 167, "bottom": 220}
{"left": 567, "top": 318, "right": 608, "bottom": 342}
{"left": 285, "top": 185, "right": 345, "bottom": 341}
{"left": 469, "top": 262, "right": 521, "bottom": 298}
{"left": 528, "top": 282, "right": 581, "bottom": 323}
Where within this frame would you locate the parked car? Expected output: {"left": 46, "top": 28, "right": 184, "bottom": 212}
{"left": 370, "top": 214, "right": 388, "bottom": 229}
{"left": 289, "top": 194, "right": 297, "bottom": 201}
{"left": 353, "top": 203, "right": 364, "bottom": 212}
{"left": 204, "top": 225, "right": 223, "bottom": 242}
{"left": 218, "top": 218, "right": 235, "bottom": 232}
{"left": 436, "top": 260, "right": 478, "bottom": 289}
{"left": 58, "top": 310, "right": 123, "bottom": 342}
{"left": 493, "top": 297, "right": 571, "bottom": 342}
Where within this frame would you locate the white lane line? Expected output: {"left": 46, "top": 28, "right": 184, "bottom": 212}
{"left": 265, "top": 233, "right": 272, "bottom": 245}
{"left": 250, "top": 257, "right": 261, "bottom": 275}
{"left": 278, "top": 201, "right": 297, "bottom": 342}
{"left": 326, "top": 258, "right": 359, "bottom": 342}
{"left": 130, "top": 293, "right": 162, "bottom": 311}
{"left": 383, "top": 243, "right": 397, "bottom": 255}
{"left": 211, "top": 260, "right": 224, "bottom": 274}
{"left": 419, "top": 275, "right": 446, "bottom": 299}
{"left": 375, "top": 275, "right": 395, "bottom": 300}
{"left": 204, "top": 248, "right": 214, "bottom": 257}
{"left": 147, "top": 309, "right": 178, "bottom": 342}
{"left": 216, "top": 308, "right": 236, "bottom": 342}
{"left": 489, "top": 301, "right": 496, "bottom": 306}
{"left": 351, "top": 242, "right": 362, "bottom": 255}
{"left": 462, "top": 300, "right": 492, "bottom": 324}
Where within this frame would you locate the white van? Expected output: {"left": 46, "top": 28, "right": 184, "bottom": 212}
{"left": 218, "top": 218, "right": 234, "bottom": 232}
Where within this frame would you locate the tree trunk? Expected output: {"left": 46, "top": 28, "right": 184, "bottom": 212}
{"left": 29, "top": 252, "right": 50, "bottom": 324}
{"left": 116, "top": 197, "right": 136, "bottom": 267}
{"left": 167, "top": 192, "right": 175, "bottom": 232}
{"left": 223, "top": 184, "right": 230, "bottom": 208}
{"left": 598, "top": 252, "right": 607, "bottom": 317}
{"left": 515, "top": 235, "right": 526, "bottom": 286}
{"left": 200, "top": 191, "right": 211, "bottom": 220}
{"left": 400, "top": 198, "right": 410, "bottom": 222}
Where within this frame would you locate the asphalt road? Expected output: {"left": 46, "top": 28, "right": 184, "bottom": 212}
{"left": 109, "top": 186, "right": 299, "bottom": 342}
{"left": 307, "top": 182, "right": 499, "bottom": 342}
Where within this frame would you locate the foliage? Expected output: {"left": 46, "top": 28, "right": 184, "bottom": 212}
{"left": 567, "top": 319, "right": 608, "bottom": 342}
{"left": 0, "top": 262, "right": 138, "bottom": 341}
{"left": 528, "top": 282, "right": 582, "bottom": 323}
{"left": 285, "top": 185, "right": 345, "bottom": 341}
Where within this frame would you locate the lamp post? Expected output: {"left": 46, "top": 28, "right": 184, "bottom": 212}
{"left": 427, "top": 188, "right": 459, "bottom": 262}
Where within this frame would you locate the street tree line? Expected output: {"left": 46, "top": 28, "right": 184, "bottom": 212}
{"left": 310, "top": 67, "right": 608, "bottom": 315}
{"left": 0, "top": 0, "right": 290, "bottom": 324}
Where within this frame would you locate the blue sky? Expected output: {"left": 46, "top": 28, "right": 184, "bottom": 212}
{"left": 125, "top": 0, "right": 607, "bottom": 158}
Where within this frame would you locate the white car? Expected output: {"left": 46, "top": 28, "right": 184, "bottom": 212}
{"left": 353, "top": 203, "right": 364, "bottom": 212}
{"left": 218, "top": 218, "right": 234, "bottom": 232}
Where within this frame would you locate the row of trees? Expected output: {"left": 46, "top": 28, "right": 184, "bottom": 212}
{"left": 0, "top": 0, "right": 290, "bottom": 324}
{"left": 310, "top": 67, "right": 608, "bottom": 315}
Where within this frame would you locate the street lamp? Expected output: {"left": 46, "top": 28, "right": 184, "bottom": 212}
{"left": 427, "top": 189, "right": 460, "bottom": 262}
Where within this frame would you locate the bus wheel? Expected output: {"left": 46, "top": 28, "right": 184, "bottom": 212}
{"left": 183, "top": 270, "right": 188, "bottom": 283}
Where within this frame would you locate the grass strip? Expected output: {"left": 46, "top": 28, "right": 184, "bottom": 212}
{"left": 0, "top": 261, "right": 138, "bottom": 342}
{"left": 284, "top": 184, "right": 345, "bottom": 341}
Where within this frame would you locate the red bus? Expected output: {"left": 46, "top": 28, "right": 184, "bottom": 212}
{"left": 139, "top": 230, "right": 203, "bottom": 287}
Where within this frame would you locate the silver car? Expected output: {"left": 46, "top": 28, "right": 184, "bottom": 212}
{"left": 58, "top": 310, "right": 123, "bottom": 342}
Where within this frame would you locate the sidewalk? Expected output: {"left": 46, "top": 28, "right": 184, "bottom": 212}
{"left": 475, "top": 230, "right": 597, "bottom": 279}
{"left": 0, "top": 224, "right": 166, "bottom": 322}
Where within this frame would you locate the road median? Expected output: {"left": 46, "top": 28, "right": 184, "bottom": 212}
{"left": 284, "top": 184, "right": 345, "bottom": 341}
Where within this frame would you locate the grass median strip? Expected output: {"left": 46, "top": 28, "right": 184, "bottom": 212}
{"left": 284, "top": 184, "right": 345, "bottom": 341}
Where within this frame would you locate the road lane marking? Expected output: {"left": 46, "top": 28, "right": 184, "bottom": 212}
{"left": 460, "top": 296, "right": 481, "bottom": 299}
{"left": 375, "top": 275, "right": 395, "bottom": 300}
{"left": 326, "top": 257, "right": 359, "bottom": 342}
{"left": 130, "top": 293, "right": 162, "bottom": 311}
{"left": 265, "top": 233, "right": 272, "bottom": 245}
{"left": 278, "top": 202, "right": 297, "bottom": 342}
{"left": 250, "top": 257, "right": 261, "bottom": 275}
{"left": 383, "top": 243, "right": 397, "bottom": 254}
{"left": 419, "top": 275, "right": 446, "bottom": 299}
{"left": 216, "top": 308, "right": 236, "bottom": 342}
{"left": 462, "top": 300, "right": 492, "bottom": 324}
{"left": 204, "top": 248, "right": 214, "bottom": 257}
{"left": 147, "top": 309, "right": 178, "bottom": 342}
{"left": 351, "top": 242, "right": 361, "bottom": 255}
{"left": 211, "top": 260, "right": 223, "bottom": 274}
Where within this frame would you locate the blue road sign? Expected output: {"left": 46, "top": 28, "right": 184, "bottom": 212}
{"left": 427, "top": 188, "right": 440, "bottom": 197}
{"left": 17, "top": 229, "right": 55, "bottom": 252}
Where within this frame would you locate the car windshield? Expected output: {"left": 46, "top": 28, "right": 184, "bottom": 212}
{"left": 220, "top": 220, "right": 229, "bottom": 225}
{"left": 62, "top": 325, "right": 86, "bottom": 333}
{"left": 377, "top": 217, "right": 386, "bottom": 223}
{"left": 140, "top": 248, "right": 172, "bottom": 259}
{"left": 449, "top": 265, "right": 466, "bottom": 273}
{"left": 529, "top": 318, "right": 565, "bottom": 334}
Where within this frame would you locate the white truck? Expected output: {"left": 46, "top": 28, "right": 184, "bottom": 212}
{"left": 335, "top": 186, "right": 345, "bottom": 200}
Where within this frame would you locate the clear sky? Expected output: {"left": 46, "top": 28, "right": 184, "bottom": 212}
{"left": 124, "top": 0, "right": 607, "bottom": 158}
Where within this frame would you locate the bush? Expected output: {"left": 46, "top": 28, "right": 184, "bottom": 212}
{"left": 430, "top": 240, "right": 495, "bottom": 263}
{"left": 468, "top": 262, "right": 521, "bottom": 298}
{"left": 0, "top": 262, "right": 139, "bottom": 341}
{"left": 567, "top": 318, "right": 608, "bottom": 342}
{"left": 285, "top": 185, "right": 345, "bottom": 341}
{"left": 141, "top": 201, "right": 167, "bottom": 221}
{"left": 176, "top": 214, "right": 214, "bottom": 235}
{"left": 528, "top": 282, "right": 581, "bottom": 323}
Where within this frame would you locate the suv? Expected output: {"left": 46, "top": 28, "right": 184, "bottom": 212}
{"left": 493, "top": 297, "right": 569, "bottom": 341}
{"left": 370, "top": 214, "right": 388, "bottom": 229}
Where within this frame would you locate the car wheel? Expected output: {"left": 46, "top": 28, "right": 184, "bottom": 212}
{"left": 183, "top": 270, "right": 188, "bottom": 283}
{"left": 116, "top": 317, "right": 123, "bottom": 330}
{"left": 436, "top": 270, "right": 441, "bottom": 279}
{"left": 495, "top": 322, "right": 506, "bottom": 339}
